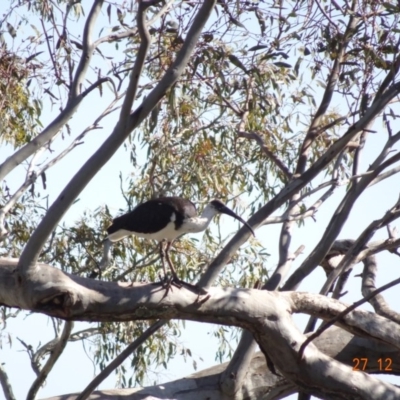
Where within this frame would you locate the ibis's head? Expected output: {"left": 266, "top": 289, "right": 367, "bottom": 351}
{"left": 209, "top": 199, "right": 255, "bottom": 236}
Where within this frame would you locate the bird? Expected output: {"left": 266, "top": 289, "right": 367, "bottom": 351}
{"left": 105, "top": 196, "right": 254, "bottom": 284}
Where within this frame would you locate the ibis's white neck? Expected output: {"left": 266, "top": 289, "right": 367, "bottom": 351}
{"left": 183, "top": 203, "right": 219, "bottom": 233}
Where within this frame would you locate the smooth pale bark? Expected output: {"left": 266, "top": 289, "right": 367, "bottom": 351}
{"left": 40, "top": 327, "right": 400, "bottom": 400}
{"left": 1, "top": 258, "right": 400, "bottom": 400}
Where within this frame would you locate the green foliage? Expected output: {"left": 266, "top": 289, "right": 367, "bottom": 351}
{"left": 0, "top": 45, "right": 42, "bottom": 147}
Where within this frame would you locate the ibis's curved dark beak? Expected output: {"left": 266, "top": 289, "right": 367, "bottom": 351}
{"left": 218, "top": 204, "right": 255, "bottom": 236}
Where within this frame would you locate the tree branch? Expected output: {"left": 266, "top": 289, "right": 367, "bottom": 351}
{"left": 26, "top": 321, "right": 74, "bottom": 400}
{"left": 297, "top": 276, "right": 400, "bottom": 360}
{"left": 70, "top": 1, "right": 104, "bottom": 97}
{"left": 14, "top": 0, "right": 218, "bottom": 393}
{"left": 374, "top": 52, "right": 400, "bottom": 102}
{"left": 118, "top": 2, "right": 151, "bottom": 122}
{"left": 362, "top": 254, "right": 400, "bottom": 323}
{"left": 93, "top": 0, "right": 175, "bottom": 47}
{"left": 0, "top": 364, "right": 16, "bottom": 400}
{"left": 221, "top": 193, "right": 303, "bottom": 395}
{"left": 69, "top": 327, "right": 100, "bottom": 341}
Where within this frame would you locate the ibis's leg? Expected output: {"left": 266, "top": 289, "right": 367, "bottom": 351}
{"left": 159, "top": 241, "right": 169, "bottom": 277}
{"left": 165, "top": 241, "right": 180, "bottom": 281}
{"left": 157, "top": 241, "right": 181, "bottom": 293}
{"left": 160, "top": 242, "right": 207, "bottom": 298}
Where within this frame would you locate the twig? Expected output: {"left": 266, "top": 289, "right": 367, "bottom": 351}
{"left": 262, "top": 182, "right": 338, "bottom": 226}
{"left": 195, "top": 71, "right": 242, "bottom": 115}
{"left": 374, "top": 53, "right": 400, "bottom": 102}
{"left": 115, "top": 253, "right": 159, "bottom": 280}
{"left": 314, "top": 0, "right": 339, "bottom": 31}
{"left": 40, "top": 18, "right": 61, "bottom": 82}
{"left": 26, "top": 321, "right": 74, "bottom": 400}
{"left": 80, "top": 77, "right": 116, "bottom": 98}
{"left": 369, "top": 158, "right": 400, "bottom": 189}
{"left": 16, "top": 338, "right": 38, "bottom": 374}
{"left": 237, "top": 131, "right": 292, "bottom": 179}
{"left": 331, "top": 269, "right": 351, "bottom": 299}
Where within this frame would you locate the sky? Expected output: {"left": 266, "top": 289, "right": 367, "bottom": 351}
{"left": 1, "top": 2, "right": 400, "bottom": 400}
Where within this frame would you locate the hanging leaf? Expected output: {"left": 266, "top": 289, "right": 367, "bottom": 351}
{"left": 248, "top": 45, "right": 269, "bottom": 51}
{"left": 273, "top": 62, "right": 292, "bottom": 68}
{"left": 228, "top": 54, "right": 248, "bottom": 73}
{"left": 7, "top": 23, "right": 17, "bottom": 38}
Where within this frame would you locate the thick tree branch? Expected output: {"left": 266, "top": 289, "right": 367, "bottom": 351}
{"left": 297, "top": 276, "right": 400, "bottom": 359}
{"left": 16, "top": 1, "right": 153, "bottom": 280}
{"left": 31, "top": 328, "right": 400, "bottom": 400}
{"left": 221, "top": 192, "right": 303, "bottom": 396}
{"left": 2, "top": 258, "right": 400, "bottom": 399}
{"left": 14, "top": 1, "right": 217, "bottom": 394}
{"left": 357, "top": 238, "right": 400, "bottom": 260}
{"left": 17, "top": 0, "right": 217, "bottom": 284}
{"left": 304, "top": 236, "right": 400, "bottom": 333}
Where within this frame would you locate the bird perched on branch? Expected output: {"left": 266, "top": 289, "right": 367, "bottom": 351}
{"left": 103, "top": 196, "right": 254, "bottom": 285}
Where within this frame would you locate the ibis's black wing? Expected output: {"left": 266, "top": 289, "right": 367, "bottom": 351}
{"left": 107, "top": 197, "right": 197, "bottom": 235}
